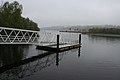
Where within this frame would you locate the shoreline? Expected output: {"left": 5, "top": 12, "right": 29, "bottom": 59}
{"left": 59, "top": 30, "right": 120, "bottom": 37}
{"left": 89, "top": 34, "right": 120, "bottom": 37}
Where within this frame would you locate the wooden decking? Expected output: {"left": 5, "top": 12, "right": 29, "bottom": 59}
{"left": 36, "top": 43, "right": 81, "bottom": 52}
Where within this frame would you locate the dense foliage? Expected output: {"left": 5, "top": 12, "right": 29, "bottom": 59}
{"left": 89, "top": 27, "right": 120, "bottom": 34}
{"left": 0, "top": 1, "right": 40, "bottom": 31}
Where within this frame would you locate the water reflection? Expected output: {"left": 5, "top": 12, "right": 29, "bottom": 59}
{"left": 56, "top": 52, "right": 59, "bottom": 66}
{"left": 78, "top": 47, "right": 81, "bottom": 58}
{"left": 88, "top": 34, "right": 120, "bottom": 43}
{"left": 0, "top": 47, "right": 81, "bottom": 80}
{"left": 0, "top": 45, "right": 27, "bottom": 67}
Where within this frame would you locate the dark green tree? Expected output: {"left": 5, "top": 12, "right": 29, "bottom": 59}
{"left": 0, "top": 1, "right": 40, "bottom": 31}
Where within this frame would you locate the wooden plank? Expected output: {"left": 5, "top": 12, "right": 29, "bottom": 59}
{"left": 36, "top": 44, "right": 81, "bottom": 52}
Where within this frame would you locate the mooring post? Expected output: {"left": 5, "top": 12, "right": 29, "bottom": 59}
{"left": 79, "top": 34, "right": 81, "bottom": 46}
{"left": 57, "top": 35, "right": 59, "bottom": 52}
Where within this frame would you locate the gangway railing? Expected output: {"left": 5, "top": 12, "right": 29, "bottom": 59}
{"left": 0, "top": 27, "right": 80, "bottom": 46}
{"left": 0, "top": 27, "right": 39, "bottom": 44}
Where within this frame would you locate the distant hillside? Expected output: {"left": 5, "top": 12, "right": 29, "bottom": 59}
{"left": 41, "top": 26, "right": 65, "bottom": 31}
{"left": 41, "top": 25, "right": 120, "bottom": 32}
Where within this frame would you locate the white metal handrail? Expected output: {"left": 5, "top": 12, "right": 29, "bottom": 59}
{"left": 0, "top": 27, "right": 39, "bottom": 44}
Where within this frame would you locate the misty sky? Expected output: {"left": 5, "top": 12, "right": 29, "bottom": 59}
{"left": 1, "top": 0, "right": 120, "bottom": 28}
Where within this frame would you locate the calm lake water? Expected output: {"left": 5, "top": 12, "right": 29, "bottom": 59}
{"left": 0, "top": 32, "right": 120, "bottom": 80}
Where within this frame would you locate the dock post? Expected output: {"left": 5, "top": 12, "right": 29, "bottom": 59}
{"left": 57, "top": 35, "right": 59, "bottom": 52}
{"left": 56, "top": 35, "right": 59, "bottom": 66}
{"left": 79, "top": 34, "right": 81, "bottom": 46}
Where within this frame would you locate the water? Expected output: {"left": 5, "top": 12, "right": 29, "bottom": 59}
{"left": 0, "top": 33, "right": 120, "bottom": 80}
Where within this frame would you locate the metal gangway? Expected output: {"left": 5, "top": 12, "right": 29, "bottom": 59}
{"left": 0, "top": 27, "right": 39, "bottom": 44}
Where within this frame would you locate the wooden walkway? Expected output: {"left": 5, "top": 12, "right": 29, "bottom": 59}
{"left": 36, "top": 34, "right": 81, "bottom": 52}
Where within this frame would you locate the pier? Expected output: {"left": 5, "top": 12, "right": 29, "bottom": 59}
{"left": 0, "top": 27, "right": 82, "bottom": 75}
{"left": 36, "top": 31, "right": 81, "bottom": 52}
{"left": 0, "top": 26, "right": 81, "bottom": 52}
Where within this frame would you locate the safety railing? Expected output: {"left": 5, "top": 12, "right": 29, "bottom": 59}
{"left": 0, "top": 27, "right": 39, "bottom": 44}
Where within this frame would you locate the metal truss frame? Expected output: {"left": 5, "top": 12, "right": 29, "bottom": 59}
{"left": 0, "top": 27, "right": 39, "bottom": 44}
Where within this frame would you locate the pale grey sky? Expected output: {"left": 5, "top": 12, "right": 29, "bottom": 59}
{"left": 1, "top": 0, "right": 120, "bottom": 28}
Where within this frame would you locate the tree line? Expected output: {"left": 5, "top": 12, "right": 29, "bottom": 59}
{"left": 89, "top": 27, "right": 120, "bottom": 34}
{"left": 0, "top": 1, "right": 40, "bottom": 31}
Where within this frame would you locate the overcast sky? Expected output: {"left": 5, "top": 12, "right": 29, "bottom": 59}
{"left": 1, "top": 0, "right": 120, "bottom": 28}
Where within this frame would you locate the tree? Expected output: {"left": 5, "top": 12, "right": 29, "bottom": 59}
{"left": 0, "top": 1, "right": 40, "bottom": 31}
